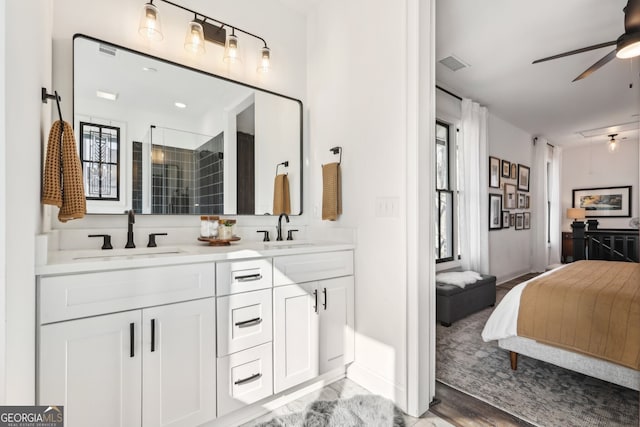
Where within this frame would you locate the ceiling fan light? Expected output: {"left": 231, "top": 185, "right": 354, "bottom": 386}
{"left": 616, "top": 32, "right": 640, "bottom": 58}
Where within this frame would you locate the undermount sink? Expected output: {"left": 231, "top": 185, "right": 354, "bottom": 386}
{"left": 263, "top": 241, "right": 315, "bottom": 249}
{"left": 70, "top": 247, "right": 184, "bottom": 261}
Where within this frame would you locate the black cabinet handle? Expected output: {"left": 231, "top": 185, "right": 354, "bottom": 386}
{"left": 313, "top": 289, "right": 318, "bottom": 313}
{"left": 129, "top": 323, "right": 135, "bottom": 358}
{"left": 88, "top": 234, "right": 113, "bottom": 250}
{"left": 323, "top": 287, "right": 327, "bottom": 310}
{"left": 234, "top": 373, "right": 262, "bottom": 386}
{"left": 151, "top": 319, "right": 156, "bottom": 352}
{"left": 235, "top": 317, "right": 263, "bottom": 328}
{"left": 235, "top": 273, "right": 262, "bottom": 282}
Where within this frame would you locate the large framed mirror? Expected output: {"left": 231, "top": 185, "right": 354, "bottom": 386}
{"left": 73, "top": 34, "right": 302, "bottom": 215}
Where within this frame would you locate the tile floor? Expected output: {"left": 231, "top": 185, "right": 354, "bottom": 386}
{"left": 242, "top": 378, "right": 455, "bottom": 426}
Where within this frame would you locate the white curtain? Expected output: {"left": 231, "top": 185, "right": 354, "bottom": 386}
{"left": 548, "top": 146, "right": 562, "bottom": 265}
{"left": 458, "top": 99, "right": 489, "bottom": 273}
{"left": 530, "top": 138, "right": 548, "bottom": 272}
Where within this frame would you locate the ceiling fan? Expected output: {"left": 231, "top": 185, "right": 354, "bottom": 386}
{"left": 532, "top": 0, "right": 640, "bottom": 81}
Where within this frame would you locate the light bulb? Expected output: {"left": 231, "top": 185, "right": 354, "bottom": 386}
{"left": 224, "top": 33, "right": 240, "bottom": 63}
{"left": 184, "top": 20, "right": 205, "bottom": 55}
{"left": 138, "top": 2, "right": 163, "bottom": 42}
{"left": 608, "top": 140, "right": 618, "bottom": 152}
{"left": 257, "top": 46, "right": 271, "bottom": 73}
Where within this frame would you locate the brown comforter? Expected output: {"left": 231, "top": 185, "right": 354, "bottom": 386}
{"left": 517, "top": 260, "right": 640, "bottom": 370}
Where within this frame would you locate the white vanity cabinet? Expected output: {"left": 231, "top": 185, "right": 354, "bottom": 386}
{"left": 273, "top": 251, "right": 354, "bottom": 393}
{"left": 38, "top": 263, "right": 216, "bottom": 427}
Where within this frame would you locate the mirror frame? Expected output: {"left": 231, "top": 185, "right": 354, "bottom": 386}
{"left": 72, "top": 33, "right": 304, "bottom": 215}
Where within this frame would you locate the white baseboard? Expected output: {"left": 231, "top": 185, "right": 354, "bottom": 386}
{"left": 346, "top": 361, "right": 407, "bottom": 412}
{"left": 496, "top": 268, "right": 532, "bottom": 286}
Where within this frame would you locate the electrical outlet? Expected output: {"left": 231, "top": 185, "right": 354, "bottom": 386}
{"left": 375, "top": 197, "right": 399, "bottom": 218}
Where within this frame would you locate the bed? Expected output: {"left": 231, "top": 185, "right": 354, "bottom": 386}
{"left": 482, "top": 260, "right": 640, "bottom": 391}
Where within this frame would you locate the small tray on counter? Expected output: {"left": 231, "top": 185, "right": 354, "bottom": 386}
{"left": 197, "top": 236, "right": 241, "bottom": 246}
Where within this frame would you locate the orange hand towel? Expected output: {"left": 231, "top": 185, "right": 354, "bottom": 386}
{"left": 322, "top": 162, "right": 342, "bottom": 221}
{"left": 42, "top": 120, "right": 86, "bottom": 222}
{"left": 273, "top": 173, "right": 291, "bottom": 215}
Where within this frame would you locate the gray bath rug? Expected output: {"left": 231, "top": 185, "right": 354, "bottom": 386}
{"left": 253, "top": 394, "right": 405, "bottom": 427}
{"left": 436, "top": 286, "right": 639, "bottom": 427}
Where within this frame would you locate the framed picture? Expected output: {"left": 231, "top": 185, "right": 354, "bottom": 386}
{"left": 523, "top": 212, "right": 531, "bottom": 229}
{"left": 489, "top": 156, "right": 501, "bottom": 188}
{"left": 515, "top": 213, "right": 524, "bottom": 230}
{"left": 489, "top": 193, "right": 503, "bottom": 230}
{"left": 504, "top": 183, "right": 517, "bottom": 209}
{"left": 501, "top": 160, "right": 511, "bottom": 178}
{"left": 510, "top": 163, "right": 517, "bottom": 179}
{"left": 510, "top": 213, "right": 515, "bottom": 227}
{"left": 517, "top": 192, "right": 526, "bottom": 209}
{"left": 572, "top": 186, "right": 632, "bottom": 218}
{"left": 517, "top": 164, "right": 530, "bottom": 192}
{"left": 502, "top": 211, "right": 510, "bottom": 229}
{"left": 525, "top": 195, "right": 530, "bottom": 209}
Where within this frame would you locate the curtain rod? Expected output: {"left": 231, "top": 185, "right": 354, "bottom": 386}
{"left": 436, "top": 85, "right": 462, "bottom": 101}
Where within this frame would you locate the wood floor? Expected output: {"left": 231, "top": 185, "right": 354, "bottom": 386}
{"left": 431, "top": 273, "right": 540, "bottom": 427}
{"left": 430, "top": 382, "right": 535, "bottom": 427}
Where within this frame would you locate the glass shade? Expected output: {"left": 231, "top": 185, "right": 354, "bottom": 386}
{"left": 608, "top": 139, "right": 619, "bottom": 152}
{"left": 184, "top": 21, "right": 205, "bottom": 55}
{"left": 257, "top": 47, "right": 271, "bottom": 73}
{"left": 223, "top": 33, "right": 240, "bottom": 63}
{"left": 138, "top": 2, "right": 163, "bottom": 42}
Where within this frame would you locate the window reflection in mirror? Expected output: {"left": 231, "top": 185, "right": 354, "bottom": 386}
{"left": 73, "top": 34, "right": 302, "bottom": 215}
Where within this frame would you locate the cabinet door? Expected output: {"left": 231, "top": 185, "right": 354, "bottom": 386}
{"left": 142, "top": 298, "right": 216, "bottom": 427}
{"left": 39, "top": 311, "right": 142, "bottom": 427}
{"left": 319, "top": 276, "right": 355, "bottom": 374}
{"left": 273, "top": 283, "right": 319, "bottom": 393}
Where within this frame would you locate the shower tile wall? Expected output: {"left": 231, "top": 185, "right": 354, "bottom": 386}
{"left": 196, "top": 132, "right": 224, "bottom": 214}
{"left": 152, "top": 145, "right": 195, "bottom": 214}
{"left": 132, "top": 141, "right": 142, "bottom": 213}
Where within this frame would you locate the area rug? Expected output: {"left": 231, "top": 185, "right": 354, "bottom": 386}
{"left": 253, "top": 394, "right": 406, "bottom": 427}
{"left": 436, "top": 285, "right": 639, "bottom": 427}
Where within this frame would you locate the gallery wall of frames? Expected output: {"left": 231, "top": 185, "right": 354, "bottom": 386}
{"left": 488, "top": 156, "right": 530, "bottom": 231}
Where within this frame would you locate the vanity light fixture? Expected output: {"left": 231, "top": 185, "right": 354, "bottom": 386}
{"left": 607, "top": 133, "right": 619, "bottom": 152}
{"left": 96, "top": 90, "right": 118, "bottom": 101}
{"left": 138, "top": 0, "right": 271, "bottom": 71}
{"left": 138, "top": 1, "right": 164, "bottom": 42}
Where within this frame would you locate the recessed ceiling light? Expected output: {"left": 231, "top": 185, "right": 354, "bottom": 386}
{"left": 174, "top": 102, "right": 187, "bottom": 109}
{"left": 96, "top": 90, "right": 118, "bottom": 101}
{"left": 143, "top": 66, "right": 157, "bottom": 72}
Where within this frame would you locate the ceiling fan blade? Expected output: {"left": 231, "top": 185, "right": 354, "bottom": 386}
{"left": 532, "top": 41, "right": 616, "bottom": 64}
{"left": 572, "top": 49, "right": 617, "bottom": 81}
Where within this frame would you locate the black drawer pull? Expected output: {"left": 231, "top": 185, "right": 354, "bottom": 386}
{"left": 151, "top": 319, "right": 156, "bottom": 352}
{"left": 129, "top": 323, "right": 135, "bottom": 358}
{"left": 234, "top": 373, "right": 262, "bottom": 386}
{"left": 313, "top": 289, "right": 318, "bottom": 313}
{"left": 323, "top": 288, "right": 327, "bottom": 310}
{"left": 235, "top": 273, "right": 262, "bottom": 282}
{"left": 235, "top": 317, "right": 263, "bottom": 328}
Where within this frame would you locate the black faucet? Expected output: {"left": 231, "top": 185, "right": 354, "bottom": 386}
{"left": 125, "top": 209, "right": 136, "bottom": 248}
{"left": 276, "top": 213, "right": 289, "bottom": 241}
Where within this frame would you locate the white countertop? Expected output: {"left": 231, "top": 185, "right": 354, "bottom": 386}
{"left": 36, "top": 240, "right": 355, "bottom": 276}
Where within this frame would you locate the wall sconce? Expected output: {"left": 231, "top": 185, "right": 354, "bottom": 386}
{"left": 138, "top": 0, "right": 271, "bottom": 72}
{"left": 607, "top": 133, "right": 619, "bottom": 153}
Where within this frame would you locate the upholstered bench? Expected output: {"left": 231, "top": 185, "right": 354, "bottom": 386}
{"left": 436, "top": 273, "right": 496, "bottom": 326}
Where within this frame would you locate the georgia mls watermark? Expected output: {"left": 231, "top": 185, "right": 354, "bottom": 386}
{"left": 0, "top": 406, "right": 63, "bottom": 427}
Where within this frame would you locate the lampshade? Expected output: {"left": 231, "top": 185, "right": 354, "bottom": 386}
{"left": 566, "top": 208, "right": 586, "bottom": 221}
{"left": 223, "top": 32, "right": 240, "bottom": 63}
{"left": 138, "top": 1, "right": 163, "bottom": 42}
{"left": 257, "top": 46, "right": 271, "bottom": 73}
{"left": 184, "top": 20, "right": 205, "bottom": 55}
{"left": 616, "top": 32, "right": 640, "bottom": 59}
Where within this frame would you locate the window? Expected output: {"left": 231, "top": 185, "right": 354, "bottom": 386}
{"left": 80, "top": 122, "right": 120, "bottom": 200}
{"left": 436, "top": 121, "right": 454, "bottom": 263}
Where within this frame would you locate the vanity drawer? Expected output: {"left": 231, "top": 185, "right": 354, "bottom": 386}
{"left": 273, "top": 251, "right": 354, "bottom": 286}
{"left": 39, "top": 263, "right": 215, "bottom": 324}
{"left": 217, "top": 289, "right": 272, "bottom": 357}
{"left": 216, "top": 258, "right": 272, "bottom": 296}
{"left": 217, "top": 342, "right": 273, "bottom": 417}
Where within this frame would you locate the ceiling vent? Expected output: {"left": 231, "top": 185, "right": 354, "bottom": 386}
{"left": 98, "top": 44, "right": 117, "bottom": 57}
{"left": 439, "top": 55, "right": 469, "bottom": 72}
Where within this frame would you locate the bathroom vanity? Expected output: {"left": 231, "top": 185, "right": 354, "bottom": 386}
{"left": 35, "top": 241, "right": 354, "bottom": 427}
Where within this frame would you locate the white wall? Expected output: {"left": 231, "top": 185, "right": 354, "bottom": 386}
{"left": 0, "top": 0, "right": 6, "bottom": 405}
{"left": 4, "top": 0, "right": 52, "bottom": 403}
{"left": 307, "top": 0, "right": 413, "bottom": 410}
{"left": 560, "top": 140, "right": 639, "bottom": 230}
{"left": 487, "top": 113, "right": 534, "bottom": 282}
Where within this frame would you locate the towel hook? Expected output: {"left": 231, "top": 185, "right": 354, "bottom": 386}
{"left": 330, "top": 146, "right": 342, "bottom": 164}
{"left": 276, "top": 161, "right": 289, "bottom": 176}
{"left": 42, "top": 87, "right": 63, "bottom": 122}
